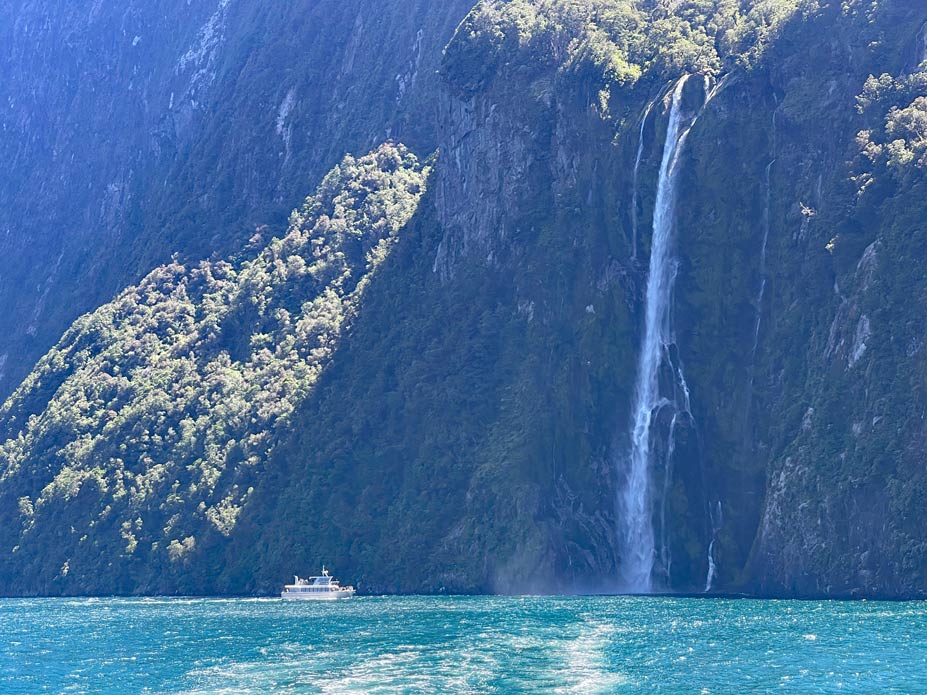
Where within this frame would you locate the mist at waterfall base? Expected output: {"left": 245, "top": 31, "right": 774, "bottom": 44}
{"left": 4, "top": 596, "right": 926, "bottom": 694}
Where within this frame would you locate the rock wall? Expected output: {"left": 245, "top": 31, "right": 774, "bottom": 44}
{"left": 4, "top": 0, "right": 927, "bottom": 597}
{"left": 0, "top": 0, "right": 474, "bottom": 399}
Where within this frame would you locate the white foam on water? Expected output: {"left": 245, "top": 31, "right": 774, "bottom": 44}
{"left": 549, "top": 620, "right": 631, "bottom": 694}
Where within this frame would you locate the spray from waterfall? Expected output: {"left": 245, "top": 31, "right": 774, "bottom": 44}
{"left": 618, "top": 75, "right": 698, "bottom": 593}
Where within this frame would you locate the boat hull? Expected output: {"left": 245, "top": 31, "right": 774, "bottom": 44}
{"left": 280, "top": 589, "right": 355, "bottom": 600}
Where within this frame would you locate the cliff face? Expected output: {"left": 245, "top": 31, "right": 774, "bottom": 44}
{"left": 0, "top": 0, "right": 473, "bottom": 399}
{"left": 0, "top": 0, "right": 216, "bottom": 396}
{"left": 746, "top": 11, "right": 927, "bottom": 595}
{"left": 3, "top": 0, "right": 927, "bottom": 598}
{"left": 0, "top": 144, "right": 431, "bottom": 595}
{"left": 672, "top": 3, "right": 927, "bottom": 598}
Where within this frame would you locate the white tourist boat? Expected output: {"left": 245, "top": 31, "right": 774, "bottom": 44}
{"left": 281, "top": 567, "right": 355, "bottom": 600}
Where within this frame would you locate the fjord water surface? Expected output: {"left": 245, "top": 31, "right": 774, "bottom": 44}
{"left": 2, "top": 596, "right": 926, "bottom": 694}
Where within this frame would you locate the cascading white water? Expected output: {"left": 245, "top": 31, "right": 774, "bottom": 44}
{"left": 704, "top": 501, "right": 723, "bottom": 592}
{"left": 630, "top": 99, "right": 656, "bottom": 262}
{"left": 751, "top": 159, "right": 775, "bottom": 357}
{"left": 752, "top": 105, "right": 778, "bottom": 360}
{"left": 618, "top": 76, "right": 695, "bottom": 592}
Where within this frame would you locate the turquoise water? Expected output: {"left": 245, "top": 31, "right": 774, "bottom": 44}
{"left": 2, "top": 596, "right": 926, "bottom": 694}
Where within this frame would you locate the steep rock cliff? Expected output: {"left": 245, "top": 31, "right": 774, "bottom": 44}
{"left": 0, "top": 0, "right": 473, "bottom": 399}
{"left": 0, "top": 144, "right": 430, "bottom": 595}
{"left": 3, "top": 0, "right": 927, "bottom": 598}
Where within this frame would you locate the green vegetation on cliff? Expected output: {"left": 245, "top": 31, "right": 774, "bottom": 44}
{"left": 0, "top": 144, "right": 429, "bottom": 593}
{"left": 442, "top": 0, "right": 818, "bottom": 98}
{"left": 0, "top": 0, "right": 473, "bottom": 401}
{"left": 748, "top": 52, "right": 927, "bottom": 595}
{"left": 2, "top": 0, "right": 927, "bottom": 598}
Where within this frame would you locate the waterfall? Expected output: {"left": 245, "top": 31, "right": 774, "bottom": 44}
{"left": 630, "top": 98, "right": 657, "bottom": 262}
{"left": 752, "top": 105, "right": 778, "bottom": 360}
{"left": 618, "top": 75, "right": 699, "bottom": 593}
{"left": 658, "top": 412, "right": 679, "bottom": 584}
{"left": 704, "top": 501, "right": 723, "bottom": 592}
{"left": 751, "top": 159, "right": 775, "bottom": 354}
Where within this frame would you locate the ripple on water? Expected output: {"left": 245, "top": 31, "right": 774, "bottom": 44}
{"left": 2, "top": 596, "right": 927, "bottom": 694}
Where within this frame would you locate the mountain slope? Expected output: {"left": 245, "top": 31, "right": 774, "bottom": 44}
{"left": 0, "top": 0, "right": 473, "bottom": 400}
{"left": 2, "top": 0, "right": 927, "bottom": 598}
{"left": 0, "top": 144, "right": 429, "bottom": 595}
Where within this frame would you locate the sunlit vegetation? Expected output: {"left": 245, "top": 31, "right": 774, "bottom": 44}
{"left": 442, "top": 0, "right": 820, "bottom": 97}
{"left": 856, "top": 66, "right": 927, "bottom": 192}
{"left": 0, "top": 143, "right": 430, "bottom": 578}
{"left": 1, "top": 0, "right": 925, "bottom": 597}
